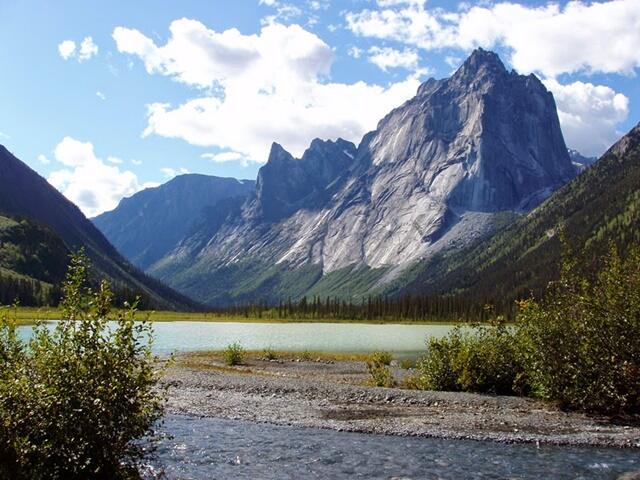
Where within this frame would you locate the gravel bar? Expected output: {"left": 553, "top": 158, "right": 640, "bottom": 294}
{"left": 162, "top": 354, "right": 640, "bottom": 449}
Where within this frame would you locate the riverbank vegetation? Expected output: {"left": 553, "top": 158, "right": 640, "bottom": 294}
{"left": 411, "top": 242, "right": 640, "bottom": 416}
{"left": 0, "top": 252, "right": 164, "bottom": 479}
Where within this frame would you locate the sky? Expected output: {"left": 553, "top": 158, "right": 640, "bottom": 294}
{"left": 0, "top": 0, "right": 639, "bottom": 217}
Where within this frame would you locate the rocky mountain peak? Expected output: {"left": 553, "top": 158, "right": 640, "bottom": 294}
{"left": 608, "top": 121, "right": 640, "bottom": 157}
{"left": 252, "top": 138, "right": 357, "bottom": 222}
{"left": 451, "top": 48, "right": 507, "bottom": 85}
{"left": 266, "top": 142, "right": 295, "bottom": 165}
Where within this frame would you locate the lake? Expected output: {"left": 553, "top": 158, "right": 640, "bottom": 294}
{"left": 18, "top": 321, "right": 457, "bottom": 355}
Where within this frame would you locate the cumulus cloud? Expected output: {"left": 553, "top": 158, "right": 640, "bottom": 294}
{"left": 202, "top": 151, "right": 251, "bottom": 167}
{"left": 48, "top": 137, "right": 153, "bottom": 217}
{"left": 96, "top": 91, "right": 106, "bottom": 100}
{"left": 58, "top": 37, "right": 98, "bottom": 62}
{"left": 37, "top": 154, "right": 50, "bottom": 165}
{"left": 347, "top": 46, "right": 363, "bottom": 59}
{"left": 346, "top": 0, "right": 640, "bottom": 77}
{"left": 58, "top": 40, "right": 76, "bottom": 60}
{"left": 367, "top": 46, "right": 419, "bottom": 71}
{"left": 161, "top": 167, "right": 190, "bottom": 178}
{"left": 113, "top": 19, "right": 421, "bottom": 162}
{"left": 544, "top": 79, "right": 630, "bottom": 156}
{"left": 78, "top": 37, "right": 98, "bottom": 61}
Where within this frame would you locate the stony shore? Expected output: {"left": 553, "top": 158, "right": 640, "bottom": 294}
{"left": 162, "top": 352, "right": 640, "bottom": 449}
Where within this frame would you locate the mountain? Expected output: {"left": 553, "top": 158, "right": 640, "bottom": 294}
{"left": 391, "top": 122, "right": 640, "bottom": 309}
{"left": 93, "top": 174, "right": 255, "bottom": 270}
{"left": 0, "top": 145, "right": 197, "bottom": 310}
{"left": 141, "top": 48, "right": 576, "bottom": 306}
{"left": 568, "top": 149, "right": 598, "bottom": 171}
{"left": 0, "top": 214, "right": 68, "bottom": 305}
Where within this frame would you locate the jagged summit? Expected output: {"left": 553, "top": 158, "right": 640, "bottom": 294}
{"left": 252, "top": 138, "right": 357, "bottom": 222}
{"left": 452, "top": 48, "right": 507, "bottom": 82}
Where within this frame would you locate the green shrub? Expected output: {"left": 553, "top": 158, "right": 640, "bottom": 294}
{"left": 399, "top": 358, "right": 415, "bottom": 370}
{"left": 224, "top": 342, "right": 245, "bottom": 366}
{"left": 370, "top": 350, "right": 393, "bottom": 366}
{"left": 366, "top": 351, "right": 395, "bottom": 387}
{"left": 262, "top": 347, "right": 278, "bottom": 360}
{"left": 416, "top": 322, "right": 526, "bottom": 395}
{"left": 518, "top": 243, "right": 640, "bottom": 414}
{"left": 300, "top": 350, "right": 312, "bottom": 360}
{"left": 414, "top": 241, "right": 640, "bottom": 416}
{"left": 0, "top": 251, "right": 164, "bottom": 479}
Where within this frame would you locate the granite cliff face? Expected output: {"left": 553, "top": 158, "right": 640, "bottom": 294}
{"left": 143, "top": 49, "right": 576, "bottom": 305}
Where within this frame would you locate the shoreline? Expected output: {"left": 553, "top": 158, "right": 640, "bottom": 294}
{"left": 8, "top": 307, "right": 471, "bottom": 325}
{"left": 162, "top": 352, "right": 640, "bottom": 449}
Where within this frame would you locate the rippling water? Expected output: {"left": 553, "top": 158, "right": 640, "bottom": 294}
{"left": 143, "top": 415, "right": 640, "bottom": 479}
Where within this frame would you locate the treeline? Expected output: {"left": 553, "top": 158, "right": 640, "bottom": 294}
{"left": 0, "top": 272, "right": 61, "bottom": 306}
{"left": 0, "top": 272, "right": 160, "bottom": 311}
{"left": 209, "top": 293, "right": 512, "bottom": 322}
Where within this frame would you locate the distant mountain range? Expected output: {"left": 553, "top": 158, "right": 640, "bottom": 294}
{"left": 94, "top": 49, "right": 583, "bottom": 306}
{"left": 93, "top": 174, "right": 255, "bottom": 270}
{"left": 0, "top": 145, "right": 197, "bottom": 310}
{"left": 568, "top": 149, "right": 598, "bottom": 171}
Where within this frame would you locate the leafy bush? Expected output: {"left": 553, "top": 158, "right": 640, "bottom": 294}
{"left": 415, "top": 241, "right": 640, "bottom": 416}
{"left": 519, "top": 243, "right": 640, "bottom": 414}
{"left": 370, "top": 350, "right": 393, "bottom": 366}
{"left": 400, "top": 359, "right": 415, "bottom": 370}
{"left": 262, "top": 347, "right": 278, "bottom": 360}
{"left": 223, "top": 342, "right": 245, "bottom": 366}
{"left": 0, "top": 251, "right": 164, "bottom": 479}
{"left": 416, "top": 322, "right": 525, "bottom": 395}
{"left": 366, "top": 352, "right": 395, "bottom": 387}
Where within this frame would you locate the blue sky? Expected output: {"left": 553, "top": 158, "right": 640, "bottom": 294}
{"left": 0, "top": 0, "right": 638, "bottom": 216}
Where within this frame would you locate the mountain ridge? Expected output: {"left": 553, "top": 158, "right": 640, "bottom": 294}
{"left": 94, "top": 173, "right": 255, "bottom": 270}
{"left": 0, "top": 145, "right": 197, "bottom": 310}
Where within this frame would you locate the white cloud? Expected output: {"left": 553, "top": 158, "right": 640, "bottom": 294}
{"left": 202, "top": 151, "right": 252, "bottom": 167}
{"left": 544, "top": 79, "right": 630, "bottom": 156}
{"left": 131, "top": 159, "right": 143, "bottom": 165}
{"left": 96, "top": 91, "right": 106, "bottom": 100}
{"left": 345, "top": 0, "right": 638, "bottom": 155}
{"left": 58, "top": 37, "right": 98, "bottom": 62}
{"left": 367, "top": 46, "right": 419, "bottom": 71}
{"left": 37, "top": 154, "right": 50, "bottom": 165}
{"left": 48, "top": 137, "right": 153, "bottom": 217}
{"left": 107, "top": 156, "right": 123, "bottom": 164}
{"left": 113, "top": 19, "right": 421, "bottom": 162}
{"left": 78, "top": 36, "right": 98, "bottom": 61}
{"left": 58, "top": 40, "right": 76, "bottom": 60}
{"left": 258, "top": 0, "right": 305, "bottom": 24}
{"left": 345, "top": 0, "right": 640, "bottom": 77}
{"left": 347, "top": 46, "right": 363, "bottom": 59}
{"left": 161, "top": 167, "right": 190, "bottom": 178}
{"left": 0, "top": 131, "right": 9, "bottom": 140}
